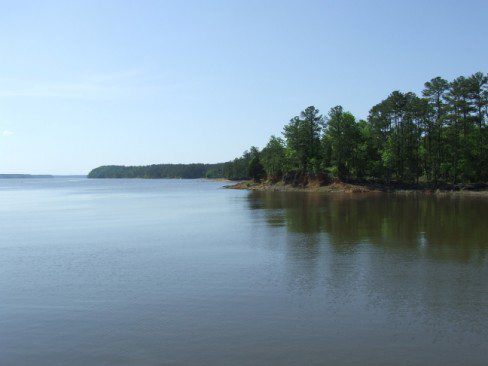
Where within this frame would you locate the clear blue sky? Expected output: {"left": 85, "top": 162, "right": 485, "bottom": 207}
{"left": 1, "top": 0, "right": 487, "bottom": 174}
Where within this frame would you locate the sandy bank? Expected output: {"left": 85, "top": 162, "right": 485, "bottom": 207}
{"left": 224, "top": 180, "right": 488, "bottom": 196}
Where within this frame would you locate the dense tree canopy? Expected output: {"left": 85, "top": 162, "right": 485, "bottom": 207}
{"left": 221, "top": 72, "right": 487, "bottom": 185}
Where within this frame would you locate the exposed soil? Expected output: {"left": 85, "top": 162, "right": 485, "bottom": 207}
{"left": 224, "top": 178, "right": 488, "bottom": 196}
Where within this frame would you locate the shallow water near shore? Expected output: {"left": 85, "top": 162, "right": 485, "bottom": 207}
{"left": 1, "top": 178, "right": 487, "bottom": 365}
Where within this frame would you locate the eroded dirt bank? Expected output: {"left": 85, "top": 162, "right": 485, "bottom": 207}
{"left": 224, "top": 179, "right": 488, "bottom": 196}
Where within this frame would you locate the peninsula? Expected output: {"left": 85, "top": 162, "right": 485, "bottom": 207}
{"left": 88, "top": 72, "right": 488, "bottom": 192}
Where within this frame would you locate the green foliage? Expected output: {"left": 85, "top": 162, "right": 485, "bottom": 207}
{"left": 368, "top": 91, "right": 430, "bottom": 182}
{"left": 422, "top": 76, "right": 449, "bottom": 183}
{"left": 248, "top": 146, "right": 265, "bottom": 182}
{"left": 223, "top": 151, "right": 251, "bottom": 180}
{"left": 87, "top": 164, "right": 224, "bottom": 179}
{"left": 261, "top": 136, "right": 285, "bottom": 179}
{"left": 283, "top": 106, "right": 323, "bottom": 172}
{"left": 323, "top": 106, "right": 361, "bottom": 179}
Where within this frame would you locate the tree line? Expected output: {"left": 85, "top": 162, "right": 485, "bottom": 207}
{"left": 88, "top": 163, "right": 225, "bottom": 179}
{"left": 88, "top": 72, "right": 487, "bottom": 185}
{"left": 224, "top": 72, "right": 488, "bottom": 185}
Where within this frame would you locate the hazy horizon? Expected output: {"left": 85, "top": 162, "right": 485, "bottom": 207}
{"left": 1, "top": 0, "right": 487, "bottom": 175}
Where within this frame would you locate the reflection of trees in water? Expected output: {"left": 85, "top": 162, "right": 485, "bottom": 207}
{"left": 283, "top": 233, "right": 322, "bottom": 292}
{"left": 247, "top": 191, "right": 488, "bottom": 263}
{"left": 246, "top": 192, "right": 488, "bottom": 333}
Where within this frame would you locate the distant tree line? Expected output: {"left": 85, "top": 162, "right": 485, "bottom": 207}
{"left": 223, "top": 72, "right": 488, "bottom": 185}
{"left": 88, "top": 72, "right": 487, "bottom": 185}
{"left": 0, "top": 174, "right": 53, "bottom": 179}
{"left": 88, "top": 164, "right": 225, "bottom": 179}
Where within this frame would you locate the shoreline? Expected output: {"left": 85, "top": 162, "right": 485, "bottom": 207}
{"left": 224, "top": 180, "right": 488, "bottom": 196}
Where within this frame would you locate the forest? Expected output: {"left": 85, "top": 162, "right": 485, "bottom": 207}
{"left": 88, "top": 72, "right": 487, "bottom": 185}
{"left": 223, "top": 72, "right": 487, "bottom": 185}
{"left": 88, "top": 163, "right": 224, "bottom": 179}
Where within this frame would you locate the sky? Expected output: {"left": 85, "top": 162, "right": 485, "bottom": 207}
{"left": 1, "top": 0, "right": 487, "bottom": 175}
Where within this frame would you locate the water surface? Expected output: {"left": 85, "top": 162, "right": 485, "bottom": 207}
{"left": 1, "top": 178, "right": 487, "bottom": 365}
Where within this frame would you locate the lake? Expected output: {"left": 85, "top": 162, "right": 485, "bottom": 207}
{"left": 1, "top": 178, "right": 487, "bottom": 365}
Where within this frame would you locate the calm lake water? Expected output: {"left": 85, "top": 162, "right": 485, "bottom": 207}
{"left": 1, "top": 178, "right": 487, "bottom": 365}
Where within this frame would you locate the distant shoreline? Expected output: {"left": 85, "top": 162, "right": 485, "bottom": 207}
{"left": 224, "top": 180, "right": 488, "bottom": 196}
{"left": 0, "top": 174, "right": 86, "bottom": 179}
{"left": 0, "top": 174, "right": 53, "bottom": 179}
